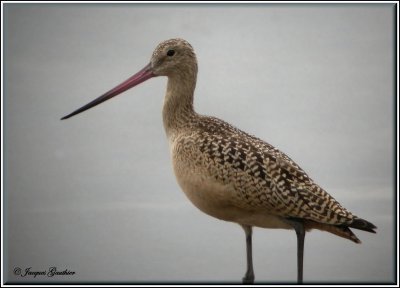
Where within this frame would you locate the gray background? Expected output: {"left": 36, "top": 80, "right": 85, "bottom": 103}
{"left": 4, "top": 4, "right": 395, "bottom": 283}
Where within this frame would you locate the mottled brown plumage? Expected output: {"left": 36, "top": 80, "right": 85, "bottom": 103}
{"left": 62, "top": 38, "right": 376, "bottom": 283}
{"left": 156, "top": 39, "right": 375, "bottom": 242}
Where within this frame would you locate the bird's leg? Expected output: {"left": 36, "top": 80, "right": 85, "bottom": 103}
{"left": 241, "top": 225, "right": 255, "bottom": 284}
{"left": 287, "top": 219, "right": 306, "bottom": 284}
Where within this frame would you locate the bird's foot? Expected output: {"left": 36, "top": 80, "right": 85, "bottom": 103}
{"left": 242, "top": 272, "right": 255, "bottom": 284}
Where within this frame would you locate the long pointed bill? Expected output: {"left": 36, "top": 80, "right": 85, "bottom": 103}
{"left": 61, "top": 63, "right": 154, "bottom": 120}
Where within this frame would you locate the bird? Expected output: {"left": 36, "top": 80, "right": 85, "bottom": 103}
{"left": 61, "top": 38, "right": 377, "bottom": 283}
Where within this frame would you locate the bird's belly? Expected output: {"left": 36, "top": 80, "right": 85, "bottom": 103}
{"left": 172, "top": 163, "right": 291, "bottom": 230}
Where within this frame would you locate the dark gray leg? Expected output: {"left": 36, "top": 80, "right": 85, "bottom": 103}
{"left": 287, "top": 219, "right": 305, "bottom": 283}
{"left": 241, "top": 225, "right": 255, "bottom": 284}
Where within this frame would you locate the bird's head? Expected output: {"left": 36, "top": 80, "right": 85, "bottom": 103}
{"left": 61, "top": 38, "right": 197, "bottom": 120}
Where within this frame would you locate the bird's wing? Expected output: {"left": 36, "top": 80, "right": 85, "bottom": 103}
{"left": 265, "top": 154, "right": 354, "bottom": 225}
{"left": 194, "top": 116, "right": 354, "bottom": 226}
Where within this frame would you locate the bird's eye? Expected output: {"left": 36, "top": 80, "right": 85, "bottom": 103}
{"left": 167, "top": 49, "right": 175, "bottom": 57}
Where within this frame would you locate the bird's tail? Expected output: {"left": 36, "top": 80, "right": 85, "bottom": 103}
{"left": 305, "top": 217, "right": 376, "bottom": 244}
{"left": 348, "top": 217, "right": 377, "bottom": 234}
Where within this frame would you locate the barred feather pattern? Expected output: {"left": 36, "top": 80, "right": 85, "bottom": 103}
{"left": 172, "top": 114, "right": 355, "bottom": 226}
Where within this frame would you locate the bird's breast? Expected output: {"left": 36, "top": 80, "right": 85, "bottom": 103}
{"left": 170, "top": 137, "right": 236, "bottom": 221}
{"left": 168, "top": 134, "right": 291, "bottom": 230}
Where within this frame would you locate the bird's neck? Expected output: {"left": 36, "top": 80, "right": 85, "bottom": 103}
{"left": 162, "top": 72, "right": 197, "bottom": 139}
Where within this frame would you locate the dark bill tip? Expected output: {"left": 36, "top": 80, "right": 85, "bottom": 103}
{"left": 61, "top": 63, "right": 153, "bottom": 120}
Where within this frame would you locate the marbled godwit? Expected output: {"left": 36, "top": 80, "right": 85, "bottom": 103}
{"left": 62, "top": 38, "right": 376, "bottom": 283}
